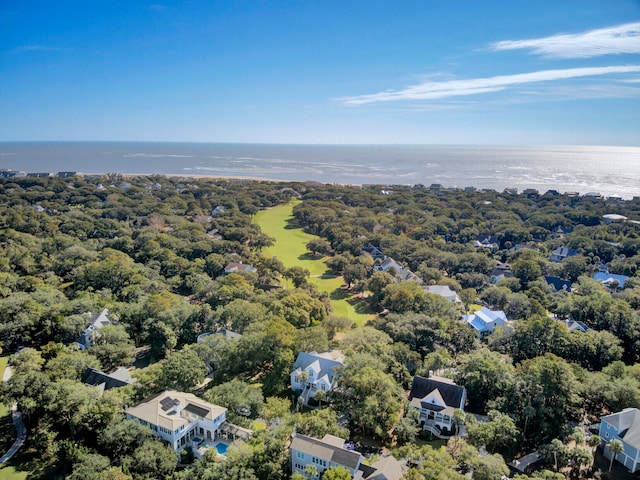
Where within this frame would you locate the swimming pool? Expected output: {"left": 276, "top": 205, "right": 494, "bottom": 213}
{"left": 215, "top": 442, "right": 228, "bottom": 455}
{"left": 199, "top": 441, "right": 229, "bottom": 456}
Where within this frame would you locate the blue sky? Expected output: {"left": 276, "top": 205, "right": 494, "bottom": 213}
{"left": 1, "top": 1, "right": 639, "bottom": 144}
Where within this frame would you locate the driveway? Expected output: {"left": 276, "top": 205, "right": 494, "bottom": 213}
{"left": 0, "top": 365, "right": 27, "bottom": 464}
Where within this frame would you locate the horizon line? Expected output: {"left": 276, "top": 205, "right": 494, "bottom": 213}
{"left": 1, "top": 140, "right": 639, "bottom": 148}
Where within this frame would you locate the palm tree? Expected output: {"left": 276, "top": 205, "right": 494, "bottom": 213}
{"left": 298, "top": 370, "right": 309, "bottom": 386}
{"left": 606, "top": 439, "right": 624, "bottom": 472}
{"left": 588, "top": 435, "right": 602, "bottom": 470}
{"left": 588, "top": 434, "right": 602, "bottom": 455}
{"left": 314, "top": 389, "right": 327, "bottom": 407}
{"left": 550, "top": 439, "right": 565, "bottom": 471}
{"left": 570, "top": 426, "right": 586, "bottom": 446}
{"left": 522, "top": 405, "right": 535, "bottom": 436}
{"left": 303, "top": 464, "right": 319, "bottom": 479}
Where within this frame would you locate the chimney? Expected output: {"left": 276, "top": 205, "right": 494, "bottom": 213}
{"left": 172, "top": 399, "right": 181, "bottom": 415}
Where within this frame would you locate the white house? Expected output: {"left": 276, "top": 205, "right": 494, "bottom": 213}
{"left": 224, "top": 262, "right": 256, "bottom": 274}
{"left": 408, "top": 374, "right": 467, "bottom": 436}
{"left": 424, "top": 285, "right": 461, "bottom": 303}
{"left": 464, "top": 307, "right": 508, "bottom": 338}
{"left": 77, "top": 309, "right": 117, "bottom": 349}
{"left": 374, "top": 257, "right": 420, "bottom": 283}
{"left": 291, "top": 433, "right": 363, "bottom": 479}
{"left": 125, "top": 390, "right": 227, "bottom": 452}
{"left": 291, "top": 350, "right": 344, "bottom": 405}
{"left": 599, "top": 408, "right": 640, "bottom": 472}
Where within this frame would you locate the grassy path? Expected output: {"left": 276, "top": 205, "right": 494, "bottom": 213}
{"left": 254, "top": 201, "right": 373, "bottom": 325}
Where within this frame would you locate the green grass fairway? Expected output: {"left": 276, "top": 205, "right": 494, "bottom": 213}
{"left": 255, "top": 201, "right": 373, "bottom": 325}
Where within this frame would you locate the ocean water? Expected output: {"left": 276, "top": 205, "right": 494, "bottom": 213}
{"left": 1, "top": 142, "right": 639, "bottom": 199}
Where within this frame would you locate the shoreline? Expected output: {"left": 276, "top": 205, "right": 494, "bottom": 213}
{"left": 2, "top": 170, "right": 637, "bottom": 200}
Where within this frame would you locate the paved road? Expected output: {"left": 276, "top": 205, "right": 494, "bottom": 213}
{"left": 0, "top": 365, "right": 27, "bottom": 464}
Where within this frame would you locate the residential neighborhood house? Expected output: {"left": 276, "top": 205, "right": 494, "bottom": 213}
{"left": 408, "top": 374, "right": 467, "bottom": 436}
{"left": 549, "top": 246, "right": 579, "bottom": 262}
{"left": 559, "top": 319, "right": 589, "bottom": 333}
{"left": 424, "top": 285, "right": 461, "bottom": 303}
{"left": 599, "top": 408, "right": 640, "bottom": 472}
{"left": 81, "top": 367, "right": 133, "bottom": 395}
{"left": 544, "top": 276, "right": 572, "bottom": 292}
{"left": 593, "top": 271, "right": 630, "bottom": 290}
{"left": 362, "top": 244, "right": 385, "bottom": 261}
{"left": 290, "top": 433, "right": 404, "bottom": 480}
{"left": 291, "top": 433, "right": 364, "bottom": 478}
{"left": 291, "top": 350, "right": 344, "bottom": 406}
{"left": 224, "top": 262, "right": 256, "bottom": 274}
{"left": 463, "top": 307, "right": 508, "bottom": 338}
{"left": 374, "top": 257, "right": 420, "bottom": 283}
{"left": 76, "top": 308, "right": 117, "bottom": 350}
{"left": 125, "top": 390, "right": 227, "bottom": 452}
{"left": 474, "top": 235, "right": 500, "bottom": 252}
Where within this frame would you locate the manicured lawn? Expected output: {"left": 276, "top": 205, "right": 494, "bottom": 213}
{"left": 0, "top": 464, "right": 29, "bottom": 480}
{"left": 255, "top": 201, "right": 373, "bottom": 326}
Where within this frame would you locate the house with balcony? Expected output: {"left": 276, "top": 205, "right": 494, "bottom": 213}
{"left": 125, "top": 390, "right": 227, "bottom": 452}
{"left": 291, "top": 350, "right": 344, "bottom": 406}
{"left": 599, "top": 408, "right": 640, "bottom": 472}
{"left": 408, "top": 374, "right": 467, "bottom": 436}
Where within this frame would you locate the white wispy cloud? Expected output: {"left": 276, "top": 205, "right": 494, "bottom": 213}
{"left": 491, "top": 22, "right": 640, "bottom": 59}
{"left": 15, "top": 45, "right": 61, "bottom": 52}
{"left": 340, "top": 66, "right": 640, "bottom": 105}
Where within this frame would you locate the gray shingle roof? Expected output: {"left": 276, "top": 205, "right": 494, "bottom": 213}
{"left": 81, "top": 367, "right": 132, "bottom": 391}
{"left": 290, "top": 433, "right": 362, "bottom": 470}
{"left": 408, "top": 375, "right": 465, "bottom": 410}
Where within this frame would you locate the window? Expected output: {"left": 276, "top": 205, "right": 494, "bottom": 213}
{"left": 297, "top": 451, "right": 305, "bottom": 459}
{"left": 312, "top": 457, "right": 327, "bottom": 467}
